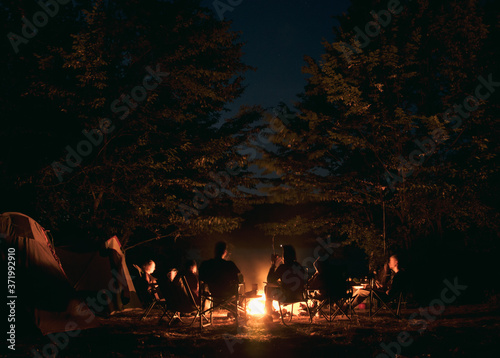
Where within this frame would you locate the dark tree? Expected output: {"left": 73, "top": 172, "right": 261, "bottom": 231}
{"left": 254, "top": 0, "right": 499, "bottom": 267}
{"left": 0, "top": 0, "right": 252, "bottom": 247}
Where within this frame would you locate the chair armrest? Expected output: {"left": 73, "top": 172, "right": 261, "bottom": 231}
{"left": 265, "top": 282, "right": 280, "bottom": 288}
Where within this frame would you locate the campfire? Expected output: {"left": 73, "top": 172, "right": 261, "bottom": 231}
{"left": 246, "top": 291, "right": 268, "bottom": 316}
{"left": 245, "top": 291, "right": 299, "bottom": 317}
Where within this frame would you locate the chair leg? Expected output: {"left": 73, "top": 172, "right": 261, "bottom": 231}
{"left": 158, "top": 310, "right": 174, "bottom": 325}
{"left": 396, "top": 292, "right": 403, "bottom": 316}
{"left": 317, "top": 297, "right": 353, "bottom": 322}
{"left": 334, "top": 297, "right": 354, "bottom": 320}
{"left": 348, "top": 296, "right": 358, "bottom": 320}
{"left": 370, "top": 291, "right": 401, "bottom": 319}
{"left": 234, "top": 301, "right": 239, "bottom": 327}
{"left": 141, "top": 301, "right": 156, "bottom": 320}
{"left": 200, "top": 299, "right": 213, "bottom": 329}
{"left": 180, "top": 312, "right": 198, "bottom": 327}
{"left": 157, "top": 304, "right": 171, "bottom": 323}
{"left": 369, "top": 289, "right": 373, "bottom": 317}
{"left": 169, "top": 312, "right": 178, "bottom": 325}
{"left": 279, "top": 301, "right": 313, "bottom": 326}
{"left": 316, "top": 299, "right": 329, "bottom": 322}
{"left": 279, "top": 304, "right": 287, "bottom": 326}
{"left": 305, "top": 300, "right": 313, "bottom": 324}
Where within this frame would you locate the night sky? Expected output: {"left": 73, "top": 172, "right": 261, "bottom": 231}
{"left": 187, "top": 0, "right": 358, "bottom": 286}
{"left": 201, "top": 0, "right": 352, "bottom": 116}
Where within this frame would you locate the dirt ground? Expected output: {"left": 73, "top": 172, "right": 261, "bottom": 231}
{"left": 7, "top": 303, "right": 500, "bottom": 358}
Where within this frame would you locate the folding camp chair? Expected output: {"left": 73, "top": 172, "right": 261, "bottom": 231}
{"left": 141, "top": 297, "right": 170, "bottom": 321}
{"left": 309, "top": 271, "right": 355, "bottom": 322}
{"left": 369, "top": 290, "right": 405, "bottom": 319}
{"left": 139, "top": 283, "right": 171, "bottom": 321}
{"left": 156, "top": 275, "right": 212, "bottom": 328}
{"left": 131, "top": 266, "right": 170, "bottom": 321}
{"left": 314, "top": 290, "right": 355, "bottom": 322}
{"left": 200, "top": 281, "right": 246, "bottom": 328}
{"left": 270, "top": 284, "right": 313, "bottom": 326}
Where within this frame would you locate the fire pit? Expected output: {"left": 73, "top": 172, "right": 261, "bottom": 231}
{"left": 245, "top": 291, "right": 301, "bottom": 318}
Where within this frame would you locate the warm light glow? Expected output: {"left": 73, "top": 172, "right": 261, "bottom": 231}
{"left": 247, "top": 295, "right": 266, "bottom": 316}
{"left": 246, "top": 291, "right": 279, "bottom": 316}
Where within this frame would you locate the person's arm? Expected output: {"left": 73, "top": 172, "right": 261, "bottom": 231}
{"left": 375, "top": 262, "right": 390, "bottom": 289}
{"left": 267, "top": 264, "right": 277, "bottom": 283}
{"left": 387, "top": 271, "right": 405, "bottom": 296}
{"left": 266, "top": 255, "right": 282, "bottom": 283}
{"left": 230, "top": 261, "right": 243, "bottom": 283}
{"left": 231, "top": 261, "right": 241, "bottom": 275}
{"left": 133, "top": 264, "right": 144, "bottom": 277}
{"left": 198, "top": 261, "right": 207, "bottom": 282}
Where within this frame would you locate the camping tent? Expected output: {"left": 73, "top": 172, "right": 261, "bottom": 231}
{"left": 56, "top": 236, "right": 142, "bottom": 315}
{"left": 0, "top": 212, "right": 98, "bottom": 335}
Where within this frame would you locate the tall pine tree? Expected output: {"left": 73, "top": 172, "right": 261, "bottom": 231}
{"left": 0, "top": 0, "right": 251, "bottom": 247}
{"left": 255, "top": 0, "right": 499, "bottom": 266}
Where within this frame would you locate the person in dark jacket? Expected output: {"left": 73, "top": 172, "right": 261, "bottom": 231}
{"left": 351, "top": 254, "right": 407, "bottom": 308}
{"left": 199, "top": 241, "right": 242, "bottom": 299}
{"left": 265, "top": 245, "right": 306, "bottom": 319}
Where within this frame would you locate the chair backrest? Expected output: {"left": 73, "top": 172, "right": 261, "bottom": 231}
{"left": 162, "top": 274, "right": 199, "bottom": 313}
{"left": 199, "top": 258, "right": 240, "bottom": 299}
{"left": 131, "top": 265, "right": 152, "bottom": 305}
{"left": 320, "top": 261, "right": 350, "bottom": 299}
{"left": 276, "top": 262, "right": 307, "bottom": 303}
{"left": 387, "top": 269, "right": 409, "bottom": 297}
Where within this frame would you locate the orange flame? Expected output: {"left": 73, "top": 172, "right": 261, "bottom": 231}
{"left": 246, "top": 291, "right": 279, "bottom": 316}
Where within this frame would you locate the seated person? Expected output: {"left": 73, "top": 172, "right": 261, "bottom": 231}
{"left": 133, "top": 260, "right": 159, "bottom": 302}
{"left": 199, "top": 241, "right": 243, "bottom": 299}
{"left": 351, "top": 254, "right": 407, "bottom": 308}
{"left": 183, "top": 259, "right": 200, "bottom": 302}
{"left": 161, "top": 260, "right": 200, "bottom": 313}
{"left": 143, "top": 260, "right": 158, "bottom": 286}
{"left": 265, "top": 245, "right": 306, "bottom": 318}
{"left": 307, "top": 244, "right": 349, "bottom": 300}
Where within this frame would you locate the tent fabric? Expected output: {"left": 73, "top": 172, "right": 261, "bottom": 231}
{"left": 104, "top": 236, "right": 143, "bottom": 312}
{"left": 0, "top": 212, "right": 99, "bottom": 335}
{"left": 56, "top": 236, "right": 142, "bottom": 314}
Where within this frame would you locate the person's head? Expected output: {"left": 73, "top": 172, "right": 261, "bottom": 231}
{"left": 185, "top": 259, "right": 198, "bottom": 275}
{"left": 142, "top": 260, "right": 156, "bottom": 275}
{"left": 389, "top": 255, "right": 399, "bottom": 272}
{"left": 214, "top": 241, "right": 228, "bottom": 259}
{"left": 167, "top": 268, "right": 178, "bottom": 282}
{"left": 282, "top": 245, "right": 297, "bottom": 264}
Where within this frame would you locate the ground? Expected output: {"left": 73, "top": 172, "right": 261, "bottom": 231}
{"left": 8, "top": 303, "right": 500, "bottom": 358}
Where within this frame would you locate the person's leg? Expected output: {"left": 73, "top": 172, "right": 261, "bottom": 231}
{"left": 265, "top": 286, "right": 274, "bottom": 315}
{"left": 351, "top": 289, "right": 370, "bottom": 308}
{"left": 265, "top": 286, "right": 281, "bottom": 315}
